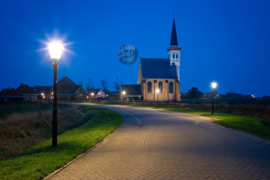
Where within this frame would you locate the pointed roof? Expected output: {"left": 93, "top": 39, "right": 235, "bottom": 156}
{"left": 121, "top": 84, "right": 142, "bottom": 96}
{"left": 170, "top": 19, "right": 178, "bottom": 46}
{"left": 16, "top": 84, "right": 37, "bottom": 94}
{"left": 34, "top": 86, "right": 52, "bottom": 95}
{"left": 57, "top": 76, "right": 81, "bottom": 94}
{"left": 140, "top": 58, "right": 178, "bottom": 79}
{"left": 0, "top": 89, "right": 23, "bottom": 97}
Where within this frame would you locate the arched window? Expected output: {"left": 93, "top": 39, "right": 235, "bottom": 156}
{"left": 173, "top": 54, "right": 175, "bottom": 59}
{"left": 169, "top": 81, "right": 173, "bottom": 93}
{"left": 176, "top": 54, "right": 178, "bottom": 59}
{"left": 159, "top": 81, "right": 163, "bottom": 93}
{"left": 148, "top": 81, "right": 152, "bottom": 93}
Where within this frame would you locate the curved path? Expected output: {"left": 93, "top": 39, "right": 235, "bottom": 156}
{"left": 47, "top": 104, "right": 270, "bottom": 179}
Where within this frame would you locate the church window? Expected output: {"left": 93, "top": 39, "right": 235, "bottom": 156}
{"left": 169, "top": 81, "right": 173, "bottom": 93}
{"left": 148, "top": 81, "right": 152, "bottom": 93}
{"left": 159, "top": 81, "right": 163, "bottom": 93}
{"left": 173, "top": 54, "right": 175, "bottom": 59}
{"left": 176, "top": 54, "right": 178, "bottom": 59}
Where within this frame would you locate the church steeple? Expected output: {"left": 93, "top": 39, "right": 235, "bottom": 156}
{"left": 170, "top": 18, "right": 178, "bottom": 46}
{"left": 167, "top": 14, "right": 181, "bottom": 81}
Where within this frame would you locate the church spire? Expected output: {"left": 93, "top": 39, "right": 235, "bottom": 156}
{"left": 170, "top": 15, "right": 178, "bottom": 46}
{"left": 167, "top": 13, "right": 181, "bottom": 81}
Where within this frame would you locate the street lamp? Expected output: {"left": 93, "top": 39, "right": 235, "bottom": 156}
{"left": 156, "top": 89, "right": 160, "bottom": 108}
{"left": 48, "top": 40, "right": 64, "bottom": 147}
{"left": 91, "top": 92, "right": 94, "bottom": 102}
{"left": 211, "top": 82, "right": 217, "bottom": 115}
{"left": 122, "top": 91, "right": 126, "bottom": 104}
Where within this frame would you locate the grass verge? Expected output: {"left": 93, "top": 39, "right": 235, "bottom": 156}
{"left": 0, "top": 104, "right": 52, "bottom": 118}
{"left": 0, "top": 104, "right": 87, "bottom": 159}
{"left": 83, "top": 102, "right": 270, "bottom": 141}
{"left": 0, "top": 106, "right": 123, "bottom": 180}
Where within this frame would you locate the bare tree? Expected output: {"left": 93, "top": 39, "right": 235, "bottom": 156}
{"left": 77, "top": 81, "right": 83, "bottom": 86}
{"left": 101, "top": 76, "right": 108, "bottom": 96}
{"left": 85, "top": 78, "right": 95, "bottom": 92}
{"left": 112, "top": 77, "right": 121, "bottom": 92}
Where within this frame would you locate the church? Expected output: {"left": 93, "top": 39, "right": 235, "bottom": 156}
{"left": 121, "top": 18, "right": 181, "bottom": 101}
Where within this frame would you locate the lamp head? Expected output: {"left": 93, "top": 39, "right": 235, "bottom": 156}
{"left": 211, "top": 82, "right": 217, "bottom": 89}
{"left": 156, "top": 89, "right": 160, "bottom": 93}
{"left": 48, "top": 40, "right": 64, "bottom": 60}
{"left": 122, "top": 91, "right": 126, "bottom": 95}
{"left": 91, "top": 93, "right": 94, "bottom": 96}
{"left": 41, "top": 93, "right": 44, "bottom": 96}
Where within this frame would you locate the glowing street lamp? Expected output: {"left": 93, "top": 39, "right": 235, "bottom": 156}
{"left": 122, "top": 91, "right": 126, "bottom": 104}
{"left": 156, "top": 89, "right": 160, "bottom": 108}
{"left": 211, "top": 82, "right": 217, "bottom": 115}
{"left": 91, "top": 92, "right": 94, "bottom": 102}
{"left": 48, "top": 40, "right": 64, "bottom": 147}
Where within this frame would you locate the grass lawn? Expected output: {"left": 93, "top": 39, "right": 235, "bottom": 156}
{"left": 0, "top": 106, "right": 123, "bottom": 180}
{"left": 83, "top": 102, "right": 270, "bottom": 141}
{"left": 0, "top": 104, "right": 52, "bottom": 118}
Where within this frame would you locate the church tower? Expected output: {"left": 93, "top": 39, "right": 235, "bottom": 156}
{"left": 167, "top": 17, "right": 181, "bottom": 81}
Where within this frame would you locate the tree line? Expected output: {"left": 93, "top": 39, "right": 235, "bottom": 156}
{"left": 77, "top": 77, "right": 121, "bottom": 96}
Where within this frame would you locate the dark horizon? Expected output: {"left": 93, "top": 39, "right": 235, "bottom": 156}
{"left": 1, "top": 0, "right": 270, "bottom": 97}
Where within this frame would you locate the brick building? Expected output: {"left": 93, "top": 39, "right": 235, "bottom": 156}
{"left": 137, "top": 18, "right": 181, "bottom": 101}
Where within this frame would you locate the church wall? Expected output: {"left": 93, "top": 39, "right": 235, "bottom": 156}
{"left": 142, "top": 78, "right": 180, "bottom": 101}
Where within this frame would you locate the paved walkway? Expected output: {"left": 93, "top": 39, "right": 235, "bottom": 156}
{"left": 46, "top": 104, "right": 270, "bottom": 179}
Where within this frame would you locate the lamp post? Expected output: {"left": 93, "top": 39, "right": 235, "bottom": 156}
{"left": 91, "top": 93, "right": 94, "bottom": 102}
{"left": 122, "top": 91, "right": 126, "bottom": 104}
{"left": 211, "top": 82, "right": 217, "bottom": 115}
{"left": 156, "top": 89, "right": 160, "bottom": 108}
{"left": 48, "top": 40, "right": 64, "bottom": 147}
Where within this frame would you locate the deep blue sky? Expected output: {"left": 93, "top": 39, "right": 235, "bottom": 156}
{"left": 1, "top": 0, "right": 270, "bottom": 97}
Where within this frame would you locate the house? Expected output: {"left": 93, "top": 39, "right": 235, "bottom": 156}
{"left": 56, "top": 76, "right": 88, "bottom": 100}
{"left": 89, "top": 89, "right": 105, "bottom": 99}
{"left": 33, "top": 86, "right": 53, "bottom": 101}
{"left": 137, "top": 18, "right": 181, "bottom": 101}
{"left": 121, "top": 85, "right": 142, "bottom": 101}
{"left": 107, "top": 91, "right": 121, "bottom": 100}
{"left": 0, "top": 89, "right": 24, "bottom": 103}
{"left": 242, "top": 95, "right": 255, "bottom": 98}
{"left": 16, "top": 83, "right": 38, "bottom": 102}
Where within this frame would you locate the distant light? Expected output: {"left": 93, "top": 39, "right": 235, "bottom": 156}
{"left": 122, "top": 91, "right": 126, "bottom": 95}
{"left": 41, "top": 93, "right": 44, "bottom": 96}
{"left": 252, "top": 94, "right": 255, "bottom": 98}
{"left": 51, "top": 92, "right": 54, "bottom": 95}
{"left": 91, "top": 93, "right": 94, "bottom": 96}
{"left": 87, "top": 96, "right": 89, "bottom": 99}
{"left": 156, "top": 89, "right": 160, "bottom": 93}
{"left": 211, "top": 82, "right": 217, "bottom": 89}
{"left": 48, "top": 40, "right": 64, "bottom": 60}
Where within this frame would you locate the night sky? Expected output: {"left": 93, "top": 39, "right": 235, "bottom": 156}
{"left": 1, "top": 0, "right": 270, "bottom": 97}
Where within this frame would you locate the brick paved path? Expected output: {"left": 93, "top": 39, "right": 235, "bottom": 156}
{"left": 46, "top": 104, "right": 270, "bottom": 180}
